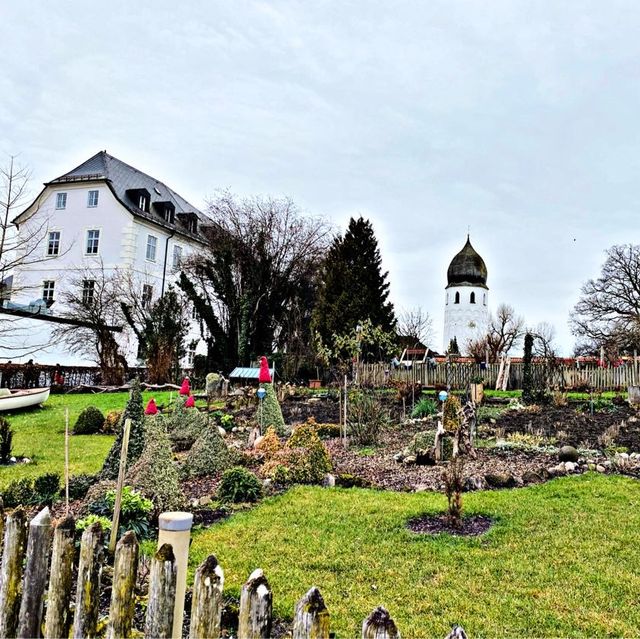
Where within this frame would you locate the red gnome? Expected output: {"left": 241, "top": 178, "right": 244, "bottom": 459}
{"left": 179, "top": 377, "right": 191, "bottom": 396}
{"left": 185, "top": 395, "right": 195, "bottom": 408}
{"left": 145, "top": 398, "right": 158, "bottom": 415}
{"left": 258, "top": 356, "right": 271, "bottom": 383}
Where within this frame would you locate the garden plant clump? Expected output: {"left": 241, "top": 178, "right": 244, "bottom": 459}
{"left": 165, "top": 400, "right": 206, "bottom": 451}
{"left": 73, "top": 406, "right": 105, "bottom": 435}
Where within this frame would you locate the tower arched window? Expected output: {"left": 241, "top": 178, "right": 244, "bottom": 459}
{"left": 446, "top": 293, "right": 449, "bottom": 305}
{"left": 470, "top": 292, "right": 476, "bottom": 304}
{"left": 454, "top": 291, "right": 460, "bottom": 304}
{"left": 483, "top": 293, "right": 487, "bottom": 306}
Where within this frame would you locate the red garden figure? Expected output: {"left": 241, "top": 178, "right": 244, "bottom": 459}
{"left": 258, "top": 356, "right": 272, "bottom": 383}
{"left": 145, "top": 398, "right": 158, "bottom": 415}
{"left": 185, "top": 395, "right": 195, "bottom": 408}
{"left": 179, "top": 377, "right": 191, "bottom": 395}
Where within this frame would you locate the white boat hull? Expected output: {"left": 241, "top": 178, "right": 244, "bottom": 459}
{"left": 0, "top": 388, "right": 51, "bottom": 411}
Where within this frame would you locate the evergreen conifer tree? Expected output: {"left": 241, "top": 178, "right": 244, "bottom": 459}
{"left": 101, "top": 378, "right": 146, "bottom": 479}
{"left": 522, "top": 332, "right": 534, "bottom": 404}
{"left": 312, "top": 217, "right": 395, "bottom": 346}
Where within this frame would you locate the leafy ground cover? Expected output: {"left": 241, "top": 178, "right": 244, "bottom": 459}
{"left": 190, "top": 473, "right": 640, "bottom": 637}
{"left": 0, "top": 390, "right": 210, "bottom": 487}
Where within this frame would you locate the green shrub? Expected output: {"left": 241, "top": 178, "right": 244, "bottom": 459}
{"left": 76, "top": 514, "right": 112, "bottom": 536}
{"left": 2, "top": 477, "right": 35, "bottom": 508}
{"left": 347, "top": 391, "right": 390, "bottom": 445}
{"left": 0, "top": 417, "right": 13, "bottom": 464}
{"left": 165, "top": 402, "right": 206, "bottom": 451}
{"left": 411, "top": 398, "right": 437, "bottom": 419}
{"left": 73, "top": 406, "right": 105, "bottom": 435}
{"left": 211, "top": 410, "right": 235, "bottom": 432}
{"left": 89, "top": 486, "right": 153, "bottom": 540}
{"left": 182, "top": 425, "right": 235, "bottom": 479}
{"left": 34, "top": 473, "right": 60, "bottom": 505}
{"left": 103, "top": 410, "right": 122, "bottom": 434}
{"left": 127, "top": 416, "right": 183, "bottom": 513}
{"left": 443, "top": 395, "right": 462, "bottom": 434}
{"left": 101, "top": 379, "right": 145, "bottom": 479}
{"left": 257, "top": 383, "right": 286, "bottom": 435}
{"left": 217, "top": 467, "right": 262, "bottom": 503}
{"left": 67, "top": 473, "right": 99, "bottom": 501}
{"left": 313, "top": 422, "right": 342, "bottom": 439}
{"left": 335, "top": 473, "right": 372, "bottom": 488}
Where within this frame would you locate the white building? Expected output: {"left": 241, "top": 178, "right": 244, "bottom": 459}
{"left": 443, "top": 236, "right": 489, "bottom": 353}
{"left": 4, "top": 151, "right": 209, "bottom": 366}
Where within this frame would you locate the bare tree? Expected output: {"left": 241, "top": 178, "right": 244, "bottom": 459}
{"left": 530, "top": 322, "right": 557, "bottom": 358}
{"left": 52, "top": 266, "right": 128, "bottom": 384}
{"left": 467, "top": 303, "right": 525, "bottom": 362}
{"left": 397, "top": 307, "right": 434, "bottom": 347}
{"left": 178, "top": 190, "right": 332, "bottom": 372}
{"left": 570, "top": 244, "right": 640, "bottom": 361}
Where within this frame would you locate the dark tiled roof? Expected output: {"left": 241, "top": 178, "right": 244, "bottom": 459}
{"left": 48, "top": 151, "right": 210, "bottom": 242}
{"left": 446, "top": 236, "right": 488, "bottom": 289}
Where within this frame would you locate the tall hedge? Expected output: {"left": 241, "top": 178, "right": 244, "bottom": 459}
{"left": 522, "top": 332, "right": 534, "bottom": 404}
{"left": 101, "top": 379, "right": 146, "bottom": 479}
{"left": 257, "top": 383, "right": 286, "bottom": 436}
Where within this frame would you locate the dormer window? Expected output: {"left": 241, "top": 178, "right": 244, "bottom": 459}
{"left": 126, "top": 188, "right": 151, "bottom": 213}
{"left": 154, "top": 201, "right": 175, "bottom": 224}
{"left": 177, "top": 212, "right": 198, "bottom": 234}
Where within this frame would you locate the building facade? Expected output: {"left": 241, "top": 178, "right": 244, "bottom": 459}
{"left": 4, "top": 151, "right": 209, "bottom": 366}
{"left": 443, "top": 236, "right": 489, "bottom": 353}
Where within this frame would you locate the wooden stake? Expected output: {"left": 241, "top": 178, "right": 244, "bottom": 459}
{"left": 343, "top": 375, "right": 348, "bottom": 448}
{"left": 109, "top": 418, "right": 131, "bottom": 554}
{"left": 65, "top": 407, "right": 70, "bottom": 516}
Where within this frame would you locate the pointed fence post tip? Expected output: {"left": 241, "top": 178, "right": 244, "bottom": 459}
{"left": 362, "top": 606, "right": 400, "bottom": 639}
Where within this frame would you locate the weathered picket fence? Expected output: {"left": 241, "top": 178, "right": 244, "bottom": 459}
{"left": 357, "top": 361, "right": 640, "bottom": 392}
{"left": 0, "top": 506, "right": 461, "bottom": 639}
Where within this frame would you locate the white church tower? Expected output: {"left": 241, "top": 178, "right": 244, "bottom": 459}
{"left": 443, "top": 236, "right": 489, "bottom": 353}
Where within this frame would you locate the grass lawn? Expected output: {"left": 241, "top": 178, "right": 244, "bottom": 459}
{"left": 190, "top": 474, "right": 640, "bottom": 637}
{"left": 0, "top": 390, "right": 209, "bottom": 487}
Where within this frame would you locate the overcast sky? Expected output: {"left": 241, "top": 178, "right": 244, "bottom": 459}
{"left": 2, "top": 1, "right": 639, "bottom": 355}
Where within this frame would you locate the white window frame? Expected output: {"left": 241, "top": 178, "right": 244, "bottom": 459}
{"left": 55, "top": 192, "right": 67, "bottom": 210}
{"left": 82, "top": 279, "right": 96, "bottom": 305}
{"left": 85, "top": 229, "right": 100, "bottom": 255}
{"left": 47, "top": 231, "right": 61, "bottom": 256}
{"left": 87, "top": 190, "right": 99, "bottom": 207}
{"left": 42, "top": 280, "right": 55, "bottom": 303}
{"left": 172, "top": 245, "right": 183, "bottom": 270}
{"left": 139, "top": 194, "right": 147, "bottom": 211}
{"left": 146, "top": 234, "right": 158, "bottom": 262}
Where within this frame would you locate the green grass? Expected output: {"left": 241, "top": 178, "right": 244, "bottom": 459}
{"left": 190, "top": 474, "right": 640, "bottom": 637}
{"left": 0, "top": 390, "right": 210, "bottom": 487}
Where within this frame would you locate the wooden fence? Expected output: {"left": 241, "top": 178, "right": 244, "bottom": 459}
{"left": 355, "top": 362, "right": 640, "bottom": 392}
{"left": 0, "top": 506, "right": 457, "bottom": 639}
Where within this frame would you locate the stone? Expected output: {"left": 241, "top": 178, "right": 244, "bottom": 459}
{"left": 619, "top": 452, "right": 630, "bottom": 460}
{"left": 484, "top": 472, "right": 514, "bottom": 488}
{"left": 414, "top": 484, "right": 429, "bottom": 492}
{"left": 596, "top": 464, "right": 606, "bottom": 473}
{"left": 558, "top": 445, "right": 579, "bottom": 463}
{"left": 604, "top": 460, "right": 612, "bottom": 469}
{"left": 253, "top": 435, "right": 265, "bottom": 449}
{"left": 322, "top": 473, "right": 336, "bottom": 488}
{"left": 522, "top": 470, "right": 543, "bottom": 484}
{"left": 218, "top": 426, "right": 227, "bottom": 437}
{"left": 198, "top": 495, "right": 212, "bottom": 507}
{"left": 393, "top": 452, "right": 404, "bottom": 462}
{"left": 464, "top": 475, "right": 487, "bottom": 491}
{"left": 564, "top": 461, "right": 577, "bottom": 473}
{"left": 402, "top": 455, "right": 417, "bottom": 465}
{"left": 232, "top": 427, "right": 240, "bottom": 433}
{"left": 587, "top": 463, "right": 596, "bottom": 471}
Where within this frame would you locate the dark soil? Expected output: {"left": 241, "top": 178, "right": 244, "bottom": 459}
{"left": 494, "top": 404, "right": 640, "bottom": 450}
{"left": 327, "top": 421, "right": 555, "bottom": 492}
{"left": 407, "top": 513, "right": 493, "bottom": 536}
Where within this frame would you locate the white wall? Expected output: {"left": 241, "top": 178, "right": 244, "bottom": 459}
{"left": 443, "top": 285, "right": 489, "bottom": 353}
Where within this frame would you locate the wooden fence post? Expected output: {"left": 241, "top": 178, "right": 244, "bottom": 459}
{"left": 106, "top": 531, "right": 139, "bottom": 639}
{"left": 72, "top": 522, "right": 104, "bottom": 639}
{"left": 17, "top": 507, "right": 52, "bottom": 639}
{"left": 0, "top": 507, "right": 27, "bottom": 638}
{"left": 144, "top": 543, "right": 177, "bottom": 639}
{"left": 109, "top": 418, "right": 131, "bottom": 554}
{"left": 362, "top": 606, "right": 400, "bottom": 639}
{"left": 238, "top": 568, "right": 273, "bottom": 639}
{"left": 292, "top": 586, "right": 330, "bottom": 639}
{"left": 188, "top": 555, "right": 224, "bottom": 639}
{"left": 44, "top": 516, "right": 76, "bottom": 639}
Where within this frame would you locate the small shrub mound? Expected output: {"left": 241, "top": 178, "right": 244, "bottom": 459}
{"left": 103, "top": 410, "right": 122, "bottom": 434}
{"left": 73, "top": 406, "right": 105, "bottom": 435}
{"left": 182, "top": 425, "right": 235, "bottom": 479}
{"left": 1, "top": 472, "right": 61, "bottom": 507}
{"left": 261, "top": 422, "right": 332, "bottom": 485}
{"left": 257, "top": 383, "right": 286, "bottom": 436}
{"left": 127, "top": 416, "right": 183, "bottom": 513}
{"left": 76, "top": 514, "right": 112, "bottom": 536}
{"left": 217, "top": 467, "right": 262, "bottom": 503}
{"left": 256, "top": 427, "right": 282, "bottom": 457}
{"left": 0, "top": 417, "right": 13, "bottom": 464}
{"left": 34, "top": 473, "right": 61, "bottom": 506}
{"left": 411, "top": 398, "right": 437, "bottom": 419}
{"left": 165, "top": 401, "right": 206, "bottom": 451}
{"left": 67, "top": 473, "right": 99, "bottom": 501}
